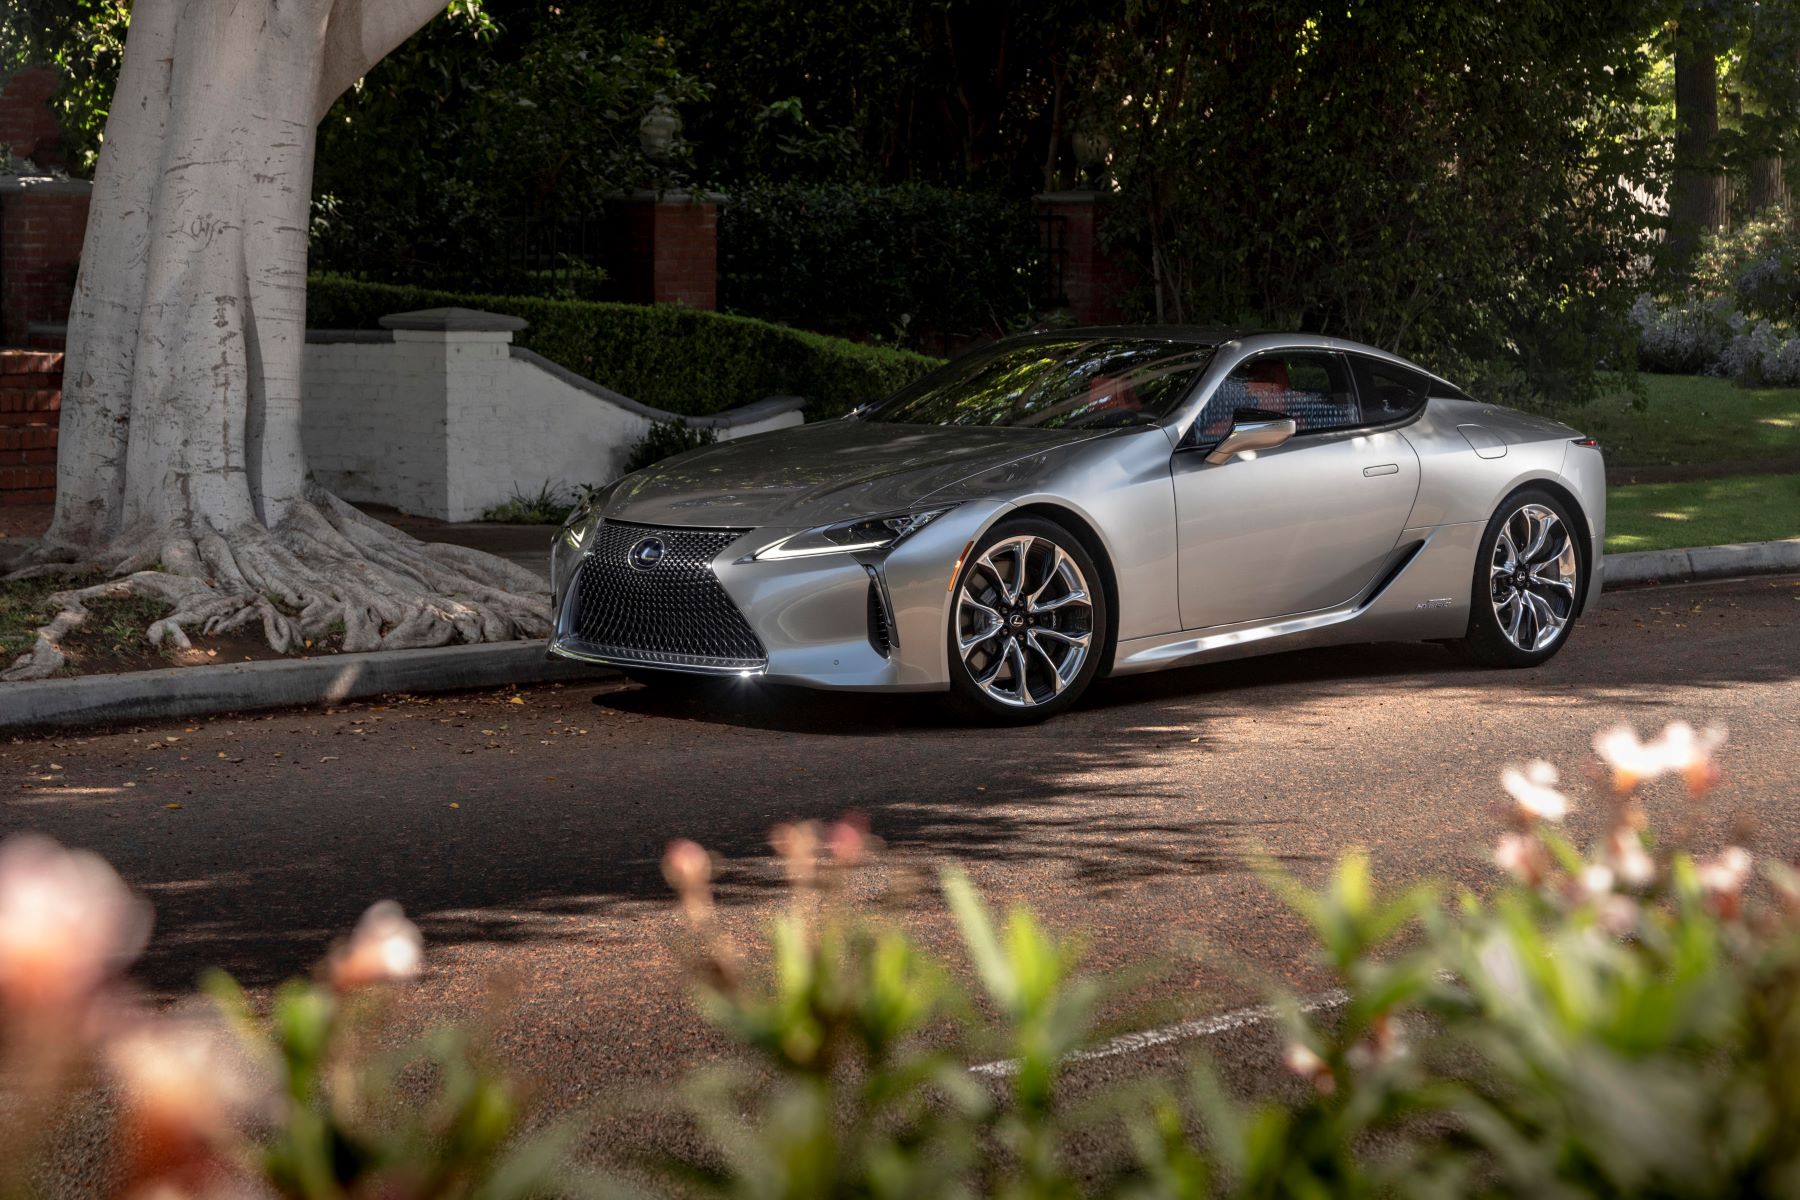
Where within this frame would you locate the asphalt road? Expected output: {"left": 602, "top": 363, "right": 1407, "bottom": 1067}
{"left": 5, "top": 573, "right": 1798, "bottom": 1182}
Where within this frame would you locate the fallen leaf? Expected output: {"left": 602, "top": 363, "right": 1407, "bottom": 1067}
{"left": 163, "top": 803, "right": 182, "bottom": 810}
{"left": 509, "top": 696, "right": 525, "bottom": 706}
{"left": 448, "top": 802, "right": 460, "bottom": 809}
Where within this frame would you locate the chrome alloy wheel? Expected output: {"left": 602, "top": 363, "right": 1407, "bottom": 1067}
{"left": 956, "top": 535, "right": 1094, "bottom": 708}
{"left": 1489, "top": 502, "right": 1579, "bottom": 653}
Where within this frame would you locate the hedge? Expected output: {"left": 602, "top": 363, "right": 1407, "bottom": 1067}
{"left": 305, "top": 275, "right": 940, "bottom": 419}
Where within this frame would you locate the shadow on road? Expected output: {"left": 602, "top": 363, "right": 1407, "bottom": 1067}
{"left": 4, "top": 575, "right": 1794, "bottom": 993}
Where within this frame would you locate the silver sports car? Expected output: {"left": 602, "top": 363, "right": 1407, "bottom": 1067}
{"left": 548, "top": 329, "right": 1605, "bottom": 722}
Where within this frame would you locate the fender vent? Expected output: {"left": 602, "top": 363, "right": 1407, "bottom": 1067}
{"left": 866, "top": 577, "right": 893, "bottom": 658}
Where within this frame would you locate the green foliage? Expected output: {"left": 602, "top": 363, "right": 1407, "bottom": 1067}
{"left": 480, "top": 481, "right": 583, "bottom": 525}
{"left": 305, "top": 274, "right": 939, "bottom": 419}
{"left": 720, "top": 182, "right": 1045, "bottom": 348}
{"left": 1635, "top": 209, "right": 1800, "bottom": 383}
{"left": 0, "top": 0, "right": 128, "bottom": 174}
{"left": 1095, "top": 0, "right": 1664, "bottom": 408}
{"left": 199, "top": 964, "right": 573, "bottom": 1200}
{"left": 312, "top": 6, "right": 704, "bottom": 287}
{"left": 624, "top": 419, "right": 718, "bottom": 474}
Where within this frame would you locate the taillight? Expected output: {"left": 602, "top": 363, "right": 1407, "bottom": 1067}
{"left": 1571, "top": 437, "right": 1599, "bottom": 448}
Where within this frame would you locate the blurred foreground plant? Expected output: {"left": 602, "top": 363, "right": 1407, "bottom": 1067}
{"left": 0, "top": 845, "right": 567, "bottom": 1200}
{"left": 660, "top": 719, "right": 1800, "bottom": 1198}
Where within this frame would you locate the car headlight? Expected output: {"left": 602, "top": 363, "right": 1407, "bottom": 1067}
{"left": 752, "top": 506, "right": 956, "bottom": 561}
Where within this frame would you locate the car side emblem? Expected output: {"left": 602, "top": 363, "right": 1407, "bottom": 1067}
{"left": 628, "top": 536, "right": 667, "bottom": 570}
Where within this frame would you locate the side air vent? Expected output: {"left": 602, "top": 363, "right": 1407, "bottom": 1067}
{"left": 866, "top": 571, "right": 893, "bottom": 658}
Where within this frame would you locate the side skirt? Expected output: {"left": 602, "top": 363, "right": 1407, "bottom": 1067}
{"left": 1108, "top": 522, "right": 1481, "bottom": 676}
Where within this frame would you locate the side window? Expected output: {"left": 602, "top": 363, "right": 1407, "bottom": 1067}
{"left": 1193, "top": 351, "right": 1359, "bottom": 442}
{"left": 1349, "top": 356, "right": 1431, "bottom": 424}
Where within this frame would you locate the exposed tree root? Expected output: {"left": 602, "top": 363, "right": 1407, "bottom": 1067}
{"left": 3, "top": 483, "right": 551, "bottom": 682}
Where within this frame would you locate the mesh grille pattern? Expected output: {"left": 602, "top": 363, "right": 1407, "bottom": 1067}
{"left": 565, "top": 522, "right": 765, "bottom": 670}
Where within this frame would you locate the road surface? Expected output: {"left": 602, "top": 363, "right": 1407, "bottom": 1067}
{"left": 5, "top": 573, "right": 1797, "bottom": 1181}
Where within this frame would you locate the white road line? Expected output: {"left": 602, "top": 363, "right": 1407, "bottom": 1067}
{"left": 969, "top": 987, "right": 1350, "bottom": 1078}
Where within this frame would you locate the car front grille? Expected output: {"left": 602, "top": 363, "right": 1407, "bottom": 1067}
{"left": 561, "top": 521, "right": 766, "bottom": 671}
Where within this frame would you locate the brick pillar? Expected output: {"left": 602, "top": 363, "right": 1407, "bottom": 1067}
{"left": 0, "top": 67, "right": 64, "bottom": 168}
{"left": 1035, "top": 190, "right": 1135, "bottom": 325}
{"left": 606, "top": 190, "right": 720, "bottom": 309}
{"left": 0, "top": 348, "right": 61, "bottom": 505}
{"left": 1, "top": 177, "right": 91, "bottom": 345}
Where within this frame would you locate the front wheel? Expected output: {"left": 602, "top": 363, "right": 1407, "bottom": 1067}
{"left": 946, "top": 517, "right": 1109, "bottom": 724}
{"left": 1453, "top": 488, "right": 1584, "bottom": 668}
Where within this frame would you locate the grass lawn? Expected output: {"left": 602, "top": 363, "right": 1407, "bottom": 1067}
{"left": 1606, "top": 472, "right": 1800, "bottom": 553}
{"left": 1582, "top": 375, "right": 1800, "bottom": 467}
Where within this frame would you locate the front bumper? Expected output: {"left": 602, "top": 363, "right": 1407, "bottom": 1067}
{"left": 548, "top": 500, "right": 1007, "bottom": 691}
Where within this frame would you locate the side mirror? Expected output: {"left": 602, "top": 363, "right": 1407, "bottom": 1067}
{"left": 1203, "top": 409, "right": 1296, "bottom": 464}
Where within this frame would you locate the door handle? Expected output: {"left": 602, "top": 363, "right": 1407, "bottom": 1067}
{"left": 1363, "top": 463, "right": 1399, "bottom": 477}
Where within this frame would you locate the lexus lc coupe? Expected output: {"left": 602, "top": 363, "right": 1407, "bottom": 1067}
{"left": 548, "top": 329, "right": 1606, "bottom": 722}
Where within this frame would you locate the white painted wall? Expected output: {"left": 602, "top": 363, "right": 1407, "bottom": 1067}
{"left": 301, "top": 316, "right": 805, "bottom": 521}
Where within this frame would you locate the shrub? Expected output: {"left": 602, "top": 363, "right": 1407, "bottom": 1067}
{"left": 623, "top": 419, "right": 718, "bottom": 474}
{"left": 719, "top": 182, "right": 1044, "bottom": 349}
{"left": 306, "top": 274, "right": 939, "bottom": 420}
{"left": 1720, "top": 318, "right": 1800, "bottom": 387}
{"left": 1630, "top": 293, "right": 1738, "bottom": 375}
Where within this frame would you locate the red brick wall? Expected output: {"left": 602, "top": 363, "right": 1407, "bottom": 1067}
{"left": 0, "top": 67, "right": 63, "bottom": 167}
{"left": 608, "top": 193, "right": 719, "bottom": 309}
{"left": 0, "top": 348, "right": 61, "bottom": 504}
{"left": 0, "top": 184, "right": 89, "bottom": 344}
{"left": 1036, "top": 192, "right": 1135, "bottom": 326}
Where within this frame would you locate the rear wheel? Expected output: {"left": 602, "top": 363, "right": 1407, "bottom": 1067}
{"left": 1454, "top": 488, "right": 1583, "bottom": 668}
{"left": 946, "top": 517, "right": 1109, "bottom": 724}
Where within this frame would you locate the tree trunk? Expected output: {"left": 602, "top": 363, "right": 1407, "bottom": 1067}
{"left": 4, "top": 0, "right": 550, "bottom": 681}
{"left": 1747, "top": 156, "right": 1789, "bottom": 217}
{"left": 1669, "top": 37, "right": 1728, "bottom": 267}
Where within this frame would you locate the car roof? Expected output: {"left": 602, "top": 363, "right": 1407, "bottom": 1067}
{"left": 992, "top": 326, "right": 1467, "bottom": 395}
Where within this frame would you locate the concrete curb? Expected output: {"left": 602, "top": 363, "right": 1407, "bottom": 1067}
{"left": 0, "top": 641, "right": 614, "bottom": 733}
{"left": 1, "top": 538, "right": 1794, "bottom": 735}
{"left": 1604, "top": 537, "right": 1800, "bottom": 588}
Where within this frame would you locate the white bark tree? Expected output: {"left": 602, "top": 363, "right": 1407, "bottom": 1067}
{"left": 4, "top": 0, "right": 549, "bottom": 681}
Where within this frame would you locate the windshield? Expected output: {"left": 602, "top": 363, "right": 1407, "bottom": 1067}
{"left": 859, "top": 338, "right": 1214, "bottom": 430}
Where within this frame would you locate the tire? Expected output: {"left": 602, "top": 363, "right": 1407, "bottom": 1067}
{"left": 945, "top": 516, "right": 1110, "bottom": 724}
{"left": 1453, "top": 487, "right": 1584, "bottom": 668}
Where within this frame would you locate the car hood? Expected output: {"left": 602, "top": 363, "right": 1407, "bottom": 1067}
{"left": 604, "top": 420, "right": 1097, "bottom": 529}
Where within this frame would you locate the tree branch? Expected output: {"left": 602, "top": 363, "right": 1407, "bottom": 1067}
{"left": 315, "top": 0, "right": 449, "bottom": 123}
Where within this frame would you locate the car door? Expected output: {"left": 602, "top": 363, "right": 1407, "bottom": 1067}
{"left": 1171, "top": 349, "right": 1421, "bottom": 630}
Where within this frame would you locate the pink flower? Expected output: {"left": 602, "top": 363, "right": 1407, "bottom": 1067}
{"left": 1282, "top": 1039, "right": 1335, "bottom": 1095}
{"left": 1697, "top": 846, "right": 1753, "bottom": 918}
{"left": 1605, "top": 828, "right": 1657, "bottom": 889}
{"left": 662, "top": 838, "right": 715, "bottom": 924}
{"left": 107, "top": 1010, "right": 269, "bottom": 1194}
{"left": 1502, "top": 760, "right": 1569, "bottom": 823}
{"left": 1592, "top": 725, "right": 1666, "bottom": 794}
{"left": 0, "top": 835, "right": 150, "bottom": 1016}
{"left": 1652, "top": 721, "right": 1727, "bottom": 797}
{"left": 326, "top": 901, "right": 423, "bottom": 992}
{"left": 1494, "top": 833, "right": 1549, "bottom": 886}
{"left": 1592, "top": 721, "right": 1727, "bottom": 795}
